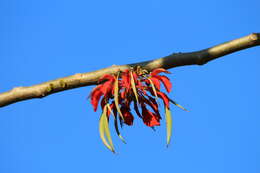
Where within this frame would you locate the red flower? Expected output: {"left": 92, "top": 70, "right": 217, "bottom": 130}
{"left": 89, "top": 66, "right": 187, "bottom": 152}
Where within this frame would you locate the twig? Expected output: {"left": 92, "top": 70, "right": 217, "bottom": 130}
{"left": 0, "top": 33, "right": 259, "bottom": 108}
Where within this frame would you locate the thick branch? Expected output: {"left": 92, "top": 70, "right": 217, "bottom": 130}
{"left": 1, "top": 33, "right": 259, "bottom": 108}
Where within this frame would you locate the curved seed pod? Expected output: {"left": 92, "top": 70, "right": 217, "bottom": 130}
{"left": 114, "top": 73, "right": 124, "bottom": 121}
{"left": 107, "top": 104, "right": 126, "bottom": 144}
{"left": 165, "top": 107, "right": 172, "bottom": 147}
{"left": 130, "top": 71, "right": 139, "bottom": 103}
{"left": 99, "top": 105, "right": 115, "bottom": 153}
{"left": 114, "top": 116, "right": 127, "bottom": 144}
{"left": 170, "top": 99, "right": 189, "bottom": 112}
{"left": 133, "top": 100, "right": 142, "bottom": 118}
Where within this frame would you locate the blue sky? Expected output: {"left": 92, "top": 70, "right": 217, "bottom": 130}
{"left": 0, "top": 0, "right": 259, "bottom": 173}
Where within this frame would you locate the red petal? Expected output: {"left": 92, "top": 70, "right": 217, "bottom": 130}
{"left": 150, "top": 77, "right": 161, "bottom": 90}
{"left": 157, "top": 91, "right": 170, "bottom": 109}
{"left": 121, "top": 71, "right": 130, "bottom": 88}
{"left": 98, "top": 74, "right": 115, "bottom": 83}
{"left": 91, "top": 85, "right": 103, "bottom": 111}
{"left": 121, "top": 106, "right": 134, "bottom": 126}
{"left": 100, "top": 80, "right": 115, "bottom": 97}
{"left": 120, "top": 89, "right": 126, "bottom": 99}
{"left": 141, "top": 105, "right": 160, "bottom": 127}
{"left": 141, "top": 96, "right": 160, "bottom": 115}
{"left": 123, "top": 69, "right": 129, "bottom": 73}
{"left": 147, "top": 96, "right": 160, "bottom": 115}
{"left": 147, "top": 115, "right": 160, "bottom": 127}
{"left": 151, "top": 68, "right": 171, "bottom": 76}
{"left": 136, "top": 80, "right": 146, "bottom": 94}
{"left": 154, "top": 75, "right": 172, "bottom": 93}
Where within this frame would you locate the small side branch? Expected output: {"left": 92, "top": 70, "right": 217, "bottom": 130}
{"left": 0, "top": 33, "right": 259, "bottom": 108}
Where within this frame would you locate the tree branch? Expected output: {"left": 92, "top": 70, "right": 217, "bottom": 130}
{"left": 1, "top": 33, "right": 259, "bottom": 108}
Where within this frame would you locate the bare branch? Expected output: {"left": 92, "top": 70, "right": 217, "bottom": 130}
{"left": 1, "top": 33, "right": 259, "bottom": 108}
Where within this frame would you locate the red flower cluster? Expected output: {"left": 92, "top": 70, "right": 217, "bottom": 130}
{"left": 90, "top": 66, "right": 186, "bottom": 152}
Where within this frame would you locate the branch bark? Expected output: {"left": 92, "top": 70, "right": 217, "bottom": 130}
{"left": 1, "top": 33, "right": 259, "bottom": 108}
